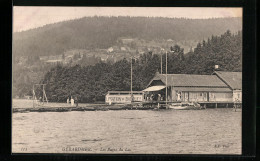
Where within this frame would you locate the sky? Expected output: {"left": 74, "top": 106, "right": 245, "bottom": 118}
{"left": 13, "top": 7, "right": 242, "bottom": 32}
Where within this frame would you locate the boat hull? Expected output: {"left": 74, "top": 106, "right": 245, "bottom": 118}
{"left": 168, "top": 102, "right": 202, "bottom": 110}
{"left": 168, "top": 106, "right": 189, "bottom": 110}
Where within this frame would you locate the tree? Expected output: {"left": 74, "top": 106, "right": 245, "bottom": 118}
{"left": 170, "top": 44, "right": 184, "bottom": 61}
{"left": 38, "top": 30, "right": 242, "bottom": 102}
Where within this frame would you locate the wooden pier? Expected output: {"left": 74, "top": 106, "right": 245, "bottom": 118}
{"left": 141, "top": 100, "right": 242, "bottom": 109}
{"left": 12, "top": 100, "right": 242, "bottom": 113}
{"left": 12, "top": 104, "right": 155, "bottom": 113}
{"left": 198, "top": 101, "right": 242, "bottom": 108}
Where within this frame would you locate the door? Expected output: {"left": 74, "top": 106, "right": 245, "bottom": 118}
{"left": 184, "top": 92, "right": 189, "bottom": 102}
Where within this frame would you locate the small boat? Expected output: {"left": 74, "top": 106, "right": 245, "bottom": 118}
{"left": 169, "top": 105, "right": 189, "bottom": 110}
{"left": 168, "top": 102, "right": 202, "bottom": 110}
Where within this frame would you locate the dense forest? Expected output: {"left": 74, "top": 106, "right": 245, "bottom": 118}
{"left": 13, "top": 16, "right": 242, "bottom": 57}
{"left": 37, "top": 30, "right": 242, "bottom": 103}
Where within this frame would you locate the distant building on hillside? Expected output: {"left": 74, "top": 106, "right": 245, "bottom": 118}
{"left": 118, "top": 38, "right": 134, "bottom": 45}
{"left": 120, "top": 47, "right": 126, "bottom": 51}
{"left": 45, "top": 59, "right": 62, "bottom": 65}
{"left": 167, "top": 39, "right": 174, "bottom": 42}
{"left": 107, "top": 47, "right": 114, "bottom": 53}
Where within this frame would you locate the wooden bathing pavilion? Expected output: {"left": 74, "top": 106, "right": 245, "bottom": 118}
{"left": 142, "top": 71, "right": 242, "bottom": 108}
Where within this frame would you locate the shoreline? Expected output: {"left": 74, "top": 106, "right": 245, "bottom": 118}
{"left": 12, "top": 99, "right": 241, "bottom": 113}
{"left": 12, "top": 104, "right": 155, "bottom": 113}
{"left": 12, "top": 105, "right": 241, "bottom": 113}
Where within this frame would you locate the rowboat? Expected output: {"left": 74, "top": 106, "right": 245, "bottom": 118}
{"left": 168, "top": 105, "right": 189, "bottom": 110}
{"left": 168, "top": 102, "right": 202, "bottom": 110}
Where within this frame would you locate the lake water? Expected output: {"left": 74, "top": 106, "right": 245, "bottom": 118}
{"left": 12, "top": 108, "right": 241, "bottom": 154}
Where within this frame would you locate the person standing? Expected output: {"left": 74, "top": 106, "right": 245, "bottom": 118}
{"left": 67, "top": 97, "right": 70, "bottom": 104}
{"left": 177, "top": 92, "right": 181, "bottom": 101}
{"left": 158, "top": 94, "right": 161, "bottom": 101}
{"left": 71, "top": 96, "right": 74, "bottom": 106}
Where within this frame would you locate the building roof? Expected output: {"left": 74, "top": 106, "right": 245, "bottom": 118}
{"left": 213, "top": 71, "right": 242, "bottom": 90}
{"left": 107, "top": 47, "right": 113, "bottom": 53}
{"left": 120, "top": 47, "right": 126, "bottom": 51}
{"left": 148, "top": 72, "right": 228, "bottom": 88}
{"left": 45, "top": 60, "right": 62, "bottom": 63}
{"left": 173, "top": 87, "right": 231, "bottom": 92}
{"left": 107, "top": 91, "right": 143, "bottom": 94}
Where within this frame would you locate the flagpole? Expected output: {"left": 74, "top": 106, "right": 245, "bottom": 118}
{"left": 166, "top": 51, "right": 167, "bottom": 107}
{"left": 161, "top": 53, "right": 162, "bottom": 74}
{"left": 131, "top": 56, "right": 133, "bottom": 103}
{"left": 33, "top": 84, "right": 35, "bottom": 108}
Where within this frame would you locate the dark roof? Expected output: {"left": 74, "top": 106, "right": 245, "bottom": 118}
{"left": 148, "top": 72, "right": 228, "bottom": 87}
{"left": 108, "top": 91, "right": 143, "bottom": 93}
{"left": 174, "top": 87, "right": 232, "bottom": 92}
{"left": 213, "top": 71, "right": 242, "bottom": 90}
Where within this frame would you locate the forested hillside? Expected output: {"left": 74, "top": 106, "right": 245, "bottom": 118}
{"left": 38, "top": 30, "right": 242, "bottom": 103}
{"left": 13, "top": 16, "right": 242, "bottom": 57}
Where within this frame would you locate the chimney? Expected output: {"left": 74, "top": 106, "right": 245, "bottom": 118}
{"left": 214, "top": 65, "right": 220, "bottom": 71}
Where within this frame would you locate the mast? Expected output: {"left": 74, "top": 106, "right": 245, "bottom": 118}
{"left": 32, "top": 84, "right": 48, "bottom": 108}
{"left": 131, "top": 56, "right": 133, "bottom": 102}
{"left": 42, "top": 84, "right": 44, "bottom": 103}
{"left": 161, "top": 53, "right": 163, "bottom": 74}
{"left": 33, "top": 84, "right": 35, "bottom": 108}
{"left": 166, "top": 51, "right": 168, "bottom": 106}
{"left": 43, "top": 84, "right": 48, "bottom": 103}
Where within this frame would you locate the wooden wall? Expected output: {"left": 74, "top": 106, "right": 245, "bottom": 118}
{"left": 209, "top": 92, "right": 233, "bottom": 102}
{"left": 170, "top": 87, "right": 233, "bottom": 102}
{"left": 188, "top": 92, "right": 208, "bottom": 102}
{"left": 233, "top": 90, "right": 242, "bottom": 102}
{"left": 106, "top": 94, "right": 143, "bottom": 104}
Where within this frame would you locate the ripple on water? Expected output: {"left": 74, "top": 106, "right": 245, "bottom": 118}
{"left": 13, "top": 116, "right": 28, "bottom": 120}
{"left": 12, "top": 109, "right": 241, "bottom": 154}
{"left": 13, "top": 143, "right": 28, "bottom": 145}
{"left": 81, "top": 139, "right": 104, "bottom": 142}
